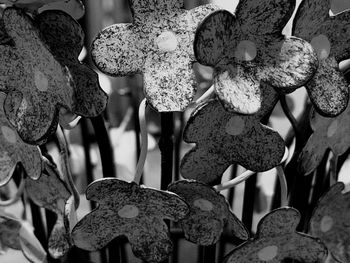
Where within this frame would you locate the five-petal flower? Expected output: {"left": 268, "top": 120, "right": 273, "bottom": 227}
{"left": 180, "top": 84, "right": 285, "bottom": 185}
{"left": 194, "top": 0, "right": 317, "bottom": 114}
{"left": 72, "top": 178, "right": 189, "bottom": 263}
{"left": 223, "top": 208, "right": 327, "bottom": 263}
{"left": 168, "top": 180, "right": 248, "bottom": 245}
{"left": 91, "top": 0, "right": 218, "bottom": 112}
{"left": 309, "top": 182, "right": 350, "bottom": 263}
{"left": 293, "top": 0, "right": 350, "bottom": 116}
{"left": 0, "top": 92, "right": 42, "bottom": 186}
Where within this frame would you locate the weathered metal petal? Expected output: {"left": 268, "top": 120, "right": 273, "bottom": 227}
{"left": 38, "top": 0, "right": 85, "bottom": 20}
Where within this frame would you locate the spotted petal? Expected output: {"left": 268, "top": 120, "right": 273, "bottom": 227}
{"left": 259, "top": 37, "right": 318, "bottom": 93}
{"left": 91, "top": 23, "right": 145, "bottom": 76}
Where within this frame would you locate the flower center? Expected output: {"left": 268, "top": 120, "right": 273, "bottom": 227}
{"left": 118, "top": 205, "right": 139, "bottom": 219}
{"left": 34, "top": 69, "right": 49, "bottom": 92}
{"left": 320, "top": 215, "right": 333, "bottom": 232}
{"left": 327, "top": 119, "right": 338, "bottom": 138}
{"left": 310, "top": 35, "right": 331, "bottom": 60}
{"left": 235, "top": 40, "right": 257, "bottom": 61}
{"left": 257, "top": 245, "right": 278, "bottom": 261}
{"left": 225, "top": 116, "right": 245, "bottom": 136}
{"left": 1, "top": 126, "right": 17, "bottom": 144}
{"left": 193, "top": 198, "right": 213, "bottom": 211}
{"left": 155, "top": 31, "right": 178, "bottom": 52}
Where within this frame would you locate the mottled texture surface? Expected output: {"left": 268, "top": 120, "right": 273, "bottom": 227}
{"left": 0, "top": 93, "right": 42, "bottom": 186}
{"left": 37, "top": 10, "right": 108, "bottom": 118}
{"left": 298, "top": 104, "right": 350, "bottom": 175}
{"left": 38, "top": 0, "right": 84, "bottom": 19}
{"left": 72, "top": 178, "right": 189, "bottom": 263}
{"left": 91, "top": 0, "right": 218, "bottom": 112}
{"left": 0, "top": 212, "right": 22, "bottom": 252}
{"left": 224, "top": 208, "right": 327, "bottom": 263}
{"left": 168, "top": 180, "right": 248, "bottom": 245}
{"left": 293, "top": 0, "right": 350, "bottom": 116}
{"left": 0, "top": 7, "right": 75, "bottom": 144}
{"left": 194, "top": 0, "right": 318, "bottom": 114}
{"left": 180, "top": 84, "right": 285, "bottom": 185}
{"left": 25, "top": 167, "right": 72, "bottom": 258}
{"left": 310, "top": 182, "right": 350, "bottom": 263}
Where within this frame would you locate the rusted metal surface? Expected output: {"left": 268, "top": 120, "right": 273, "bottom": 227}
{"left": 91, "top": 0, "right": 218, "bottom": 112}
{"left": 309, "top": 182, "right": 350, "bottom": 263}
{"left": 194, "top": 0, "right": 318, "bottom": 114}
{"left": 298, "top": 104, "right": 350, "bottom": 175}
{"left": 180, "top": 84, "right": 284, "bottom": 185}
{"left": 223, "top": 208, "right": 327, "bottom": 263}
{"left": 168, "top": 180, "right": 248, "bottom": 246}
{"left": 72, "top": 178, "right": 189, "bottom": 262}
{"left": 293, "top": 0, "right": 350, "bottom": 116}
{"left": 0, "top": 93, "right": 42, "bottom": 186}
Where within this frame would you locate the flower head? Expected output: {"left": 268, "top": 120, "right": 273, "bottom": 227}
{"left": 293, "top": 0, "right": 350, "bottom": 116}
{"left": 194, "top": 0, "right": 317, "bottom": 114}
{"left": 224, "top": 208, "right": 327, "bottom": 263}
{"left": 168, "top": 180, "right": 248, "bottom": 246}
{"left": 180, "top": 84, "right": 285, "bottom": 185}
{"left": 91, "top": 0, "right": 218, "bottom": 112}
{"left": 72, "top": 178, "right": 189, "bottom": 263}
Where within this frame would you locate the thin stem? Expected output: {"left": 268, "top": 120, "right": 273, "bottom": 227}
{"left": 195, "top": 85, "right": 215, "bottom": 105}
{"left": 0, "top": 173, "right": 25, "bottom": 206}
{"left": 276, "top": 166, "right": 288, "bottom": 206}
{"left": 56, "top": 127, "right": 80, "bottom": 209}
{"left": 329, "top": 154, "right": 338, "bottom": 186}
{"left": 280, "top": 95, "right": 302, "bottom": 145}
{"left": 134, "top": 99, "right": 148, "bottom": 185}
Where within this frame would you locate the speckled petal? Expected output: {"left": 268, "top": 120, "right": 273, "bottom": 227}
{"left": 168, "top": 180, "right": 248, "bottom": 245}
{"left": 224, "top": 208, "right": 327, "bottom": 263}
{"left": 183, "top": 4, "right": 220, "bottom": 34}
{"left": 36, "top": 10, "right": 84, "bottom": 60}
{"left": 48, "top": 217, "right": 70, "bottom": 258}
{"left": 91, "top": 23, "right": 145, "bottom": 76}
{"left": 194, "top": 10, "right": 235, "bottom": 67}
{"left": 310, "top": 182, "right": 350, "bottom": 263}
{"left": 129, "top": 0, "right": 183, "bottom": 17}
{"left": 0, "top": 213, "right": 22, "bottom": 250}
{"left": 260, "top": 37, "right": 318, "bottom": 93}
{"left": 214, "top": 65, "right": 262, "bottom": 114}
{"left": 180, "top": 146, "right": 230, "bottom": 185}
{"left": 0, "top": 45, "right": 23, "bottom": 91}
{"left": 0, "top": 94, "right": 42, "bottom": 185}
{"left": 144, "top": 51, "right": 196, "bottom": 112}
{"left": 38, "top": 0, "right": 85, "bottom": 20}
{"left": 235, "top": 0, "right": 295, "bottom": 36}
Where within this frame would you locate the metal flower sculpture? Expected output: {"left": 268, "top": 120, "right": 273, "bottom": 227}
{"left": 223, "top": 208, "right": 327, "bottom": 263}
{"left": 0, "top": 93, "right": 42, "bottom": 186}
{"left": 180, "top": 84, "right": 285, "bottom": 185}
{"left": 91, "top": 0, "right": 218, "bottom": 112}
{"left": 25, "top": 166, "right": 76, "bottom": 258}
{"left": 168, "top": 180, "right": 248, "bottom": 245}
{"left": 0, "top": 7, "right": 107, "bottom": 144}
{"left": 72, "top": 178, "right": 189, "bottom": 263}
{"left": 298, "top": 105, "right": 350, "bottom": 175}
{"left": 293, "top": 0, "right": 350, "bottom": 116}
{"left": 194, "top": 0, "right": 318, "bottom": 114}
{"left": 309, "top": 182, "right": 350, "bottom": 263}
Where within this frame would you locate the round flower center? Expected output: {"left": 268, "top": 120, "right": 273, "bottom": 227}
{"left": 118, "top": 205, "right": 139, "bottom": 219}
{"left": 193, "top": 198, "right": 213, "bottom": 211}
{"left": 1, "top": 126, "right": 17, "bottom": 144}
{"left": 155, "top": 31, "right": 178, "bottom": 52}
{"left": 34, "top": 69, "right": 49, "bottom": 92}
{"left": 225, "top": 116, "right": 245, "bottom": 136}
{"left": 320, "top": 215, "right": 333, "bottom": 232}
{"left": 310, "top": 35, "right": 331, "bottom": 60}
{"left": 257, "top": 245, "right": 278, "bottom": 261}
{"left": 235, "top": 40, "right": 257, "bottom": 61}
{"left": 327, "top": 119, "right": 338, "bottom": 138}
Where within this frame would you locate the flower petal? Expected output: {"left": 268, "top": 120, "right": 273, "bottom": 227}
{"left": 194, "top": 10, "right": 235, "bottom": 67}
{"left": 38, "top": 0, "right": 85, "bottom": 20}
{"left": 259, "top": 37, "right": 318, "bottom": 93}
{"left": 235, "top": 0, "right": 295, "bottom": 36}
{"left": 48, "top": 217, "right": 70, "bottom": 259}
{"left": 36, "top": 10, "right": 84, "bottom": 60}
{"left": 144, "top": 52, "right": 196, "bottom": 112}
{"left": 214, "top": 65, "right": 262, "bottom": 114}
{"left": 91, "top": 23, "right": 145, "bottom": 76}
{"left": 306, "top": 57, "right": 349, "bottom": 116}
